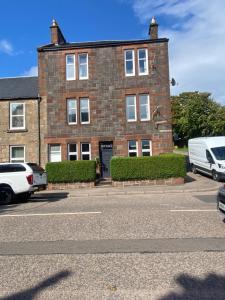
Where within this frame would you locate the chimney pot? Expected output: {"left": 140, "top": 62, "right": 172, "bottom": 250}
{"left": 149, "top": 16, "right": 159, "bottom": 39}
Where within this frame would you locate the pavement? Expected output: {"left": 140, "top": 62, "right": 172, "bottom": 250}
{"left": 40, "top": 172, "right": 222, "bottom": 198}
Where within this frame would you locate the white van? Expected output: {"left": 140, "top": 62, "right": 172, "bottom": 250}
{"left": 188, "top": 137, "right": 225, "bottom": 181}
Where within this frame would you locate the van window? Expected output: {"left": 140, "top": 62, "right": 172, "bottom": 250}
{"left": 211, "top": 147, "right": 225, "bottom": 161}
{"left": 0, "top": 164, "right": 26, "bottom": 173}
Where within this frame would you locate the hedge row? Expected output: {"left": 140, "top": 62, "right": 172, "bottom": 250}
{"left": 110, "top": 154, "right": 186, "bottom": 181}
{"left": 45, "top": 160, "right": 96, "bottom": 183}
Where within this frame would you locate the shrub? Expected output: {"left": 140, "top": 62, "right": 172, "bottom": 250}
{"left": 110, "top": 154, "right": 186, "bottom": 181}
{"left": 46, "top": 160, "right": 96, "bottom": 183}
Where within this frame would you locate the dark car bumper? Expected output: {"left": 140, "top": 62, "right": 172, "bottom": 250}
{"left": 217, "top": 187, "right": 225, "bottom": 215}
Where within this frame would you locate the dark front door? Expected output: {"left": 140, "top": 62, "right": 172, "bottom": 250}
{"left": 99, "top": 142, "right": 113, "bottom": 178}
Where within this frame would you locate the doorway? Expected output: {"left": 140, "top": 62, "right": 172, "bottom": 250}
{"left": 99, "top": 141, "right": 113, "bottom": 178}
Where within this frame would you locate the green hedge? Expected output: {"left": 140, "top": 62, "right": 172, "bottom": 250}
{"left": 46, "top": 160, "right": 96, "bottom": 183}
{"left": 110, "top": 154, "right": 186, "bottom": 181}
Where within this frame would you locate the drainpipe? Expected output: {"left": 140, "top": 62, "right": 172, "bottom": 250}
{"left": 37, "top": 94, "right": 41, "bottom": 166}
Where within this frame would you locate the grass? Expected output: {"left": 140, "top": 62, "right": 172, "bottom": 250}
{"left": 173, "top": 146, "right": 188, "bottom": 154}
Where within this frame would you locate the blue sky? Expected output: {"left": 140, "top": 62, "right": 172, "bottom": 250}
{"left": 0, "top": 0, "right": 224, "bottom": 104}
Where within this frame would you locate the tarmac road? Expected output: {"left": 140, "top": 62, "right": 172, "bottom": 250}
{"left": 0, "top": 186, "right": 225, "bottom": 299}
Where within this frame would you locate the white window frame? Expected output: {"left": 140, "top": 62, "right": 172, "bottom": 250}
{"left": 126, "top": 95, "right": 137, "bottom": 122}
{"left": 80, "top": 98, "right": 90, "bottom": 124}
{"left": 139, "top": 94, "right": 150, "bottom": 121}
{"left": 141, "top": 140, "right": 152, "bottom": 156}
{"left": 81, "top": 143, "right": 91, "bottom": 160}
{"left": 124, "top": 49, "right": 135, "bottom": 77}
{"left": 10, "top": 145, "right": 25, "bottom": 163}
{"left": 66, "top": 54, "right": 76, "bottom": 81}
{"left": 78, "top": 53, "right": 89, "bottom": 80}
{"left": 128, "top": 140, "right": 138, "bottom": 157}
{"left": 67, "top": 144, "right": 78, "bottom": 161}
{"left": 67, "top": 99, "right": 77, "bottom": 125}
{"left": 10, "top": 103, "right": 25, "bottom": 130}
{"left": 138, "top": 49, "right": 149, "bottom": 75}
{"left": 49, "top": 144, "right": 61, "bottom": 162}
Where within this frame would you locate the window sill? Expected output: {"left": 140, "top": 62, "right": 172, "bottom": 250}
{"left": 7, "top": 129, "right": 28, "bottom": 133}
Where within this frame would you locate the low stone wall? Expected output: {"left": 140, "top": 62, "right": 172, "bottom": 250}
{"left": 47, "top": 182, "right": 95, "bottom": 190}
{"left": 112, "top": 177, "right": 184, "bottom": 187}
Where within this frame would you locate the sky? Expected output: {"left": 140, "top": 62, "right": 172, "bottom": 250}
{"left": 0, "top": 0, "right": 224, "bottom": 104}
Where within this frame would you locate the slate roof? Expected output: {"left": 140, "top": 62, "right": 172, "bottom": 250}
{"left": 38, "top": 38, "right": 169, "bottom": 52}
{"left": 0, "top": 76, "right": 38, "bottom": 100}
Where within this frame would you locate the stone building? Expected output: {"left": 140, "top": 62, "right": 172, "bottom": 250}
{"left": 0, "top": 77, "right": 40, "bottom": 163}
{"left": 38, "top": 18, "right": 172, "bottom": 177}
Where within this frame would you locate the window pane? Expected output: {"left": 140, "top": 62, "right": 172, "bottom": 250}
{"left": 69, "top": 155, "right": 77, "bottom": 161}
{"left": 126, "top": 96, "right": 136, "bottom": 121}
{"left": 126, "top": 50, "right": 133, "bottom": 60}
{"left": 142, "top": 152, "right": 150, "bottom": 156}
{"left": 12, "top": 104, "right": 23, "bottom": 115}
{"left": 69, "top": 144, "right": 76, "bottom": 152}
{"left": 66, "top": 55, "right": 75, "bottom": 80}
{"left": 50, "top": 145, "right": 60, "bottom": 152}
{"left": 81, "top": 112, "right": 89, "bottom": 122}
{"left": 129, "top": 152, "right": 137, "bottom": 157}
{"left": 126, "top": 61, "right": 133, "bottom": 74}
{"left": 127, "top": 106, "right": 135, "bottom": 120}
{"left": 79, "top": 54, "right": 87, "bottom": 64}
{"left": 82, "top": 154, "right": 90, "bottom": 160}
{"left": 139, "top": 49, "right": 146, "bottom": 59}
{"left": 140, "top": 105, "right": 148, "bottom": 120}
{"left": 80, "top": 99, "right": 89, "bottom": 123}
{"left": 82, "top": 143, "right": 89, "bottom": 152}
{"left": 140, "top": 95, "right": 148, "bottom": 105}
{"left": 79, "top": 65, "right": 87, "bottom": 78}
{"left": 142, "top": 140, "right": 150, "bottom": 150}
{"left": 129, "top": 141, "right": 137, "bottom": 150}
{"left": 12, "top": 116, "right": 24, "bottom": 128}
{"left": 67, "top": 65, "right": 75, "bottom": 80}
{"left": 140, "top": 95, "right": 149, "bottom": 120}
{"left": 67, "top": 55, "right": 74, "bottom": 64}
{"left": 139, "top": 60, "right": 147, "bottom": 74}
{"left": 12, "top": 147, "right": 24, "bottom": 158}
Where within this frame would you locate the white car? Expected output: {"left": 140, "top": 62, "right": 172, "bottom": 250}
{"left": 0, "top": 162, "right": 47, "bottom": 204}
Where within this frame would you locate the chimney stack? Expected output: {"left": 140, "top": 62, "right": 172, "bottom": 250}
{"left": 149, "top": 16, "right": 158, "bottom": 39}
{"left": 50, "top": 19, "right": 66, "bottom": 45}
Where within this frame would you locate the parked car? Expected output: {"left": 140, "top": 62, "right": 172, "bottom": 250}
{"left": 0, "top": 162, "right": 47, "bottom": 204}
{"left": 188, "top": 136, "right": 225, "bottom": 181}
{"left": 217, "top": 184, "right": 225, "bottom": 216}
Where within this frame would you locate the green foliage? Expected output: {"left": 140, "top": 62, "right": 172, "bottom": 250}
{"left": 171, "top": 92, "right": 225, "bottom": 142}
{"left": 110, "top": 154, "right": 186, "bottom": 181}
{"left": 46, "top": 160, "right": 96, "bottom": 183}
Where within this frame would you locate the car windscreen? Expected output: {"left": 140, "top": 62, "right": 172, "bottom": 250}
{"left": 211, "top": 146, "right": 225, "bottom": 161}
{"left": 27, "top": 163, "right": 45, "bottom": 172}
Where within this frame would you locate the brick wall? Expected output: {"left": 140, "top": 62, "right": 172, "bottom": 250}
{"left": 39, "top": 40, "right": 173, "bottom": 165}
{"left": 0, "top": 99, "right": 40, "bottom": 163}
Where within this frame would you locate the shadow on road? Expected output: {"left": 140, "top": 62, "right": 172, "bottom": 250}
{"left": 29, "top": 192, "right": 69, "bottom": 202}
{"left": 159, "top": 273, "right": 225, "bottom": 300}
{"left": 0, "top": 270, "right": 71, "bottom": 300}
{"left": 0, "top": 192, "right": 69, "bottom": 213}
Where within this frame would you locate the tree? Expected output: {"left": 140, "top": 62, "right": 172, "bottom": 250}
{"left": 171, "top": 92, "right": 225, "bottom": 144}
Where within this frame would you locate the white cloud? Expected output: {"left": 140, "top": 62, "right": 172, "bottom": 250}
{"left": 130, "top": 0, "right": 225, "bottom": 104}
{"left": 0, "top": 39, "right": 13, "bottom": 55}
{"left": 23, "top": 66, "right": 38, "bottom": 76}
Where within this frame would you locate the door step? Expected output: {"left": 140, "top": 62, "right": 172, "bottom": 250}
{"left": 96, "top": 178, "right": 112, "bottom": 187}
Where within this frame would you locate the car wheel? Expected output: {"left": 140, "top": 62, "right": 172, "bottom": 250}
{"left": 16, "top": 192, "right": 31, "bottom": 203}
{"left": 192, "top": 164, "right": 197, "bottom": 174}
{"left": 212, "top": 170, "right": 220, "bottom": 181}
{"left": 0, "top": 187, "right": 14, "bottom": 205}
